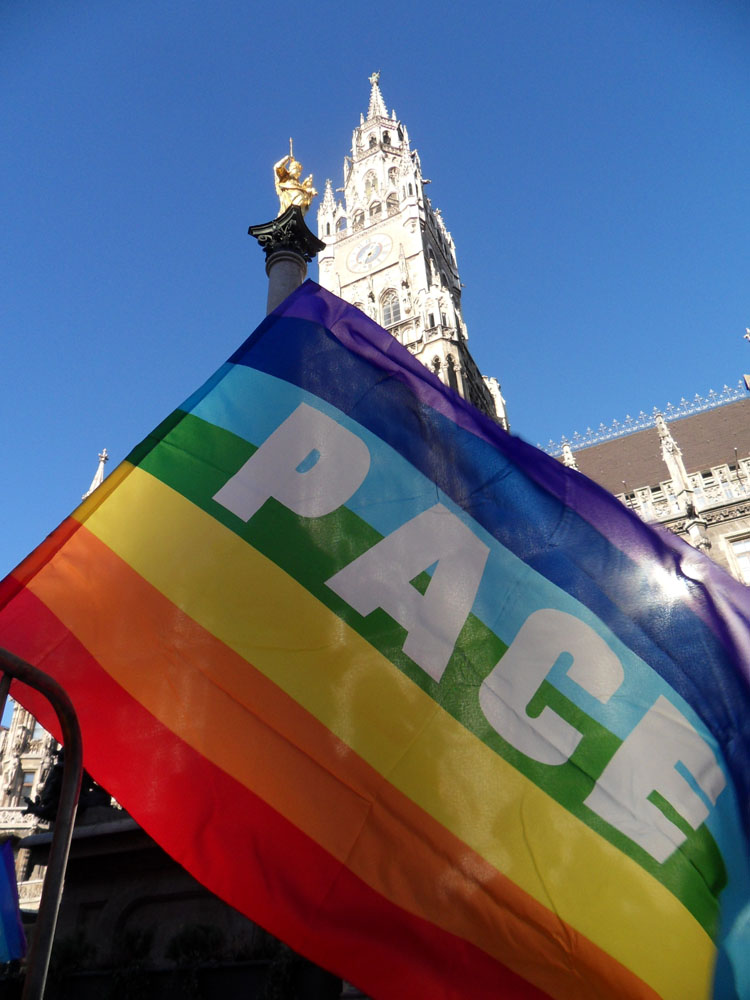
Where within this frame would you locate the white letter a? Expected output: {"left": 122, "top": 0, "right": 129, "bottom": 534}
{"left": 327, "top": 503, "right": 489, "bottom": 682}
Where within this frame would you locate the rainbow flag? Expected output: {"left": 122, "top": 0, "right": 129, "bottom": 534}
{"left": 0, "top": 281, "right": 748, "bottom": 998}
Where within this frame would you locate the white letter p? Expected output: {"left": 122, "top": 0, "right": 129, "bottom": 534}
{"left": 213, "top": 402, "right": 371, "bottom": 521}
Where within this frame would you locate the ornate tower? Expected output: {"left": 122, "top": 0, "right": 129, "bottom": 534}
{"left": 317, "top": 73, "right": 508, "bottom": 428}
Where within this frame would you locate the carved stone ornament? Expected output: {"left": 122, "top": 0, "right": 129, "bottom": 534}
{"left": 248, "top": 205, "right": 325, "bottom": 264}
{"left": 703, "top": 501, "right": 750, "bottom": 525}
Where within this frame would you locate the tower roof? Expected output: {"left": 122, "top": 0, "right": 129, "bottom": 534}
{"left": 366, "top": 71, "right": 388, "bottom": 120}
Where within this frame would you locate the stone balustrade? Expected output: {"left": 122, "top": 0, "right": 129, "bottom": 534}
{"left": 619, "top": 464, "right": 750, "bottom": 523}
{"left": 17, "top": 879, "right": 43, "bottom": 905}
{"left": 0, "top": 808, "right": 37, "bottom": 831}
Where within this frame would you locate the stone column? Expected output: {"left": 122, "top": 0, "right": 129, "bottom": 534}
{"left": 265, "top": 249, "right": 308, "bottom": 314}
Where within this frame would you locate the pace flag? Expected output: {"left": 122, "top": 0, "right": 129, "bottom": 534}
{"left": 0, "top": 281, "right": 748, "bottom": 998}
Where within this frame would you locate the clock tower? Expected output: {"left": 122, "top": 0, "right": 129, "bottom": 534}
{"left": 317, "top": 73, "right": 508, "bottom": 428}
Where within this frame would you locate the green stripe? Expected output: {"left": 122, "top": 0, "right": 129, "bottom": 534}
{"left": 137, "top": 409, "right": 726, "bottom": 938}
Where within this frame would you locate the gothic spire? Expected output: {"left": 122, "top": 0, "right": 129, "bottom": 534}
{"left": 367, "top": 71, "right": 388, "bottom": 120}
{"left": 654, "top": 414, "right": 691, "bottom": 494}
{"left": 320, "top": 178, "right": 335, "bottom": 214}
{"left": 82, "top": 448, "right": 108, "bottom": 499}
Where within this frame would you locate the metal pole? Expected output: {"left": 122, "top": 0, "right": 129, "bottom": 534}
{"left": 0, "top": 648, "right": 83, "bottom": 1000}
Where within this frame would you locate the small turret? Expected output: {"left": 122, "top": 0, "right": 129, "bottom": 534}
{"left": 317, "top": 178, "right": 337, "bottom": 239}
{"left": 561, "top": 444, "right": 578, "bottom": 470}
{"left": 320, "top": 178, "right": 335, "bottom": 214}
{"left": 655, "top": 414, "right": 691, "bottom": 496}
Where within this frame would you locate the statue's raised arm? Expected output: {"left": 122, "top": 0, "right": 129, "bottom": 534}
{"left": 274, "top": 139, "right": 317, "bottom": 217}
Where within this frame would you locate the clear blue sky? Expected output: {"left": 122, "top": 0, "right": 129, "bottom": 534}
{"left": 2, "top": 0, "right": 749, "bottom": 578}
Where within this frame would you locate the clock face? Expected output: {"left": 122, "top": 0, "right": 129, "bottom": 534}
{"left": 347, "top": 233, "right": 393, "bottom": 273}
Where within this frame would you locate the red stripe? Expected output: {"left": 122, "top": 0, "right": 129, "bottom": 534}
{"left": 0, "top": 586, "right": 551, "bottom": 999}
{"left": 0, "top": 518, "right": 82, "bottom": 610}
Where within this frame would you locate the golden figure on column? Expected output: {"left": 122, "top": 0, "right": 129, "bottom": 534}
{"left": 274, "top": 138, "right": 317, "bottom": 216}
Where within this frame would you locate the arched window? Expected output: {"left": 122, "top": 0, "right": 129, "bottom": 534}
{"left": 431, "top": 357, "right": 441, "bottom": 376}
{"left": 382, "top": 291, "right": 401, "bottom": 327}
{"left": 408, "top": 183, "right": 414, "bottom": 196}
{"left": 386, "top": 193, "right": 398, "bottom": 216}
{"left": 325, "top": 222, "right": 331, "bottom": 236}
{"left": 369, "top": 201, "right": 382, "bottom": 220}
{"left": 382, "top": 131, "right": 391, "bottom": 145}
{"left": 336, "top": 216, "right": 347, "bottom": 232}
{"left": 369, "top": 134, "right": 377, "bottom": 149}
{"left": 353, "top": 210, "right": 364, "bottom": 232}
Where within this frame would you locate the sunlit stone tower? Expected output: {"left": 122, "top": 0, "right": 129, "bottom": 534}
{"left": 317, "top": 73, "right": 508, "bottom": 428}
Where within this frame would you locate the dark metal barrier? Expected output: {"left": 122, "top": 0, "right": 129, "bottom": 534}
{"left": 0, "top": 649, "right": 82, "bottom": 1000}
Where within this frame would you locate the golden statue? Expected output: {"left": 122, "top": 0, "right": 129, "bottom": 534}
{"left": 274, "top": 138, "right": 317, "bottom": 216}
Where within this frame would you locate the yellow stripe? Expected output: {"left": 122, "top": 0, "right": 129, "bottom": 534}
{"left": 70, "top": 466, "right": 713, "bottom": 1000}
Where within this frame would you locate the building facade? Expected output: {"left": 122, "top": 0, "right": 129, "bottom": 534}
{"left": 0, "top": 706, "right": 55, "bottom": 909}
{"left": 316, "top": 73, "right": 508, "bottom": 428}
{"left": 551, "top": 384, "right": 750, "bottom": 583}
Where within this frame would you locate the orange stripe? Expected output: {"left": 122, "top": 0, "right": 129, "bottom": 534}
{"left": 28, "top": 526, "right": 659, "bottom": 1000}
